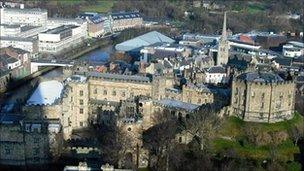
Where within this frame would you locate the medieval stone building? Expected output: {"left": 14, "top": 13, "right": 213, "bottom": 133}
{"left": 231, "top": 71, "right": 295, "bottom": 123}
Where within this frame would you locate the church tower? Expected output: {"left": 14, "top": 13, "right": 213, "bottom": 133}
{"left": 216, "top": 12, "right": 229, "bottom": 66}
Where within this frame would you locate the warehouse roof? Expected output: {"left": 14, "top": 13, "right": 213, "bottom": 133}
{"left": 115, "top": 31, "right": 175, "bottom": 52}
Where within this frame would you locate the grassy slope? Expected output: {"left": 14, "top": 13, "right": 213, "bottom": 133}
{"left": 80, "top": 1, "right": 115, "bottom": 13}
{"left": 211, "top": 113, "right": 303, "bottom": 161}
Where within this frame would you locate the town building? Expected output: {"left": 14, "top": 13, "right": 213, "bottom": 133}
{"left": 79, "top": 12, "right": 111, "bottom": 37}
{"left": 230, "top": 71, "right": 295, "bottom": 123}
{"left": 282, "top": 41, "right": 304, "bottom": 58}
{"left": 0, "top": 7, "right": 47, "bottom": 26}
{"left": 0, "top": 36, "right": 38, "bottom": 53}
{"left": 204, "top": 66, "right": 228, "bottom": 84}
{"left": 109, "top": 11, "right": 143, "bottom": 32}
{"left": 38, "top": 24, "right": 87, "bottom": 54}
{"left": 0, "top": 113, "right": 62, "bottom": 165}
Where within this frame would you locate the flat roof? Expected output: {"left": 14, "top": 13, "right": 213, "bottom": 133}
{"left": 42, "top": 25, "right": 77, "bottom": 34}
{"left": 4, "top": 7, "right": 47, "bottom": 14}
{"left": 27, "top": 80, "right": 64, "bottom": 105}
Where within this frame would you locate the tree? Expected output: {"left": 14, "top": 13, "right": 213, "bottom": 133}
{"left": 142, "top": 110, "right": 178, "bottom": 170}
{"left": 182, "top": 103, "right": 222, "bottom": 151}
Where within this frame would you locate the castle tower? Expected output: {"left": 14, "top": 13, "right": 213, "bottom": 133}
{"left": 216, "top": 12, "right": 229, "bottom": 66}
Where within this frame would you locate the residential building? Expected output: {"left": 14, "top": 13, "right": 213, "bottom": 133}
{"left": 110, "top": 11, "right": 143, "bottom": 32}
{"left": 204, "top": 66, "right": 228, "bottom": 84}
{"left": 0, "top": 36, "right": 38, "bottom": 53}
{"left": 38, "top": 24, "right": 87, "bottom": 54}
{"left": 0, "top": 7, "right": 47, "bottom": 26}
{"left": 282, "top": 41, "right": 304, "bottom": 58}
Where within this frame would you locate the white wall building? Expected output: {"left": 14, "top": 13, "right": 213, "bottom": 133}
{"left": 0, "top": 37, "right": 38, "bottom": 53}
{"left": 0, "top": 24, "right": 21, "bottom": 37}
{"left": 0, "top": 7, "right": 47, "bottom": 26}
{"left": 283, "top": 41, "right": 304, "bottom": 58}
{"left": 38, "top": 23, "right": 87, "bottom": 54}
{"left": 204, "top": 66, "right": 228, "bottom": 84}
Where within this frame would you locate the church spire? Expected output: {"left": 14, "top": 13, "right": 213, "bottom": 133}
{"left": 222, "top": 11, "right": 227, "bottom": 40}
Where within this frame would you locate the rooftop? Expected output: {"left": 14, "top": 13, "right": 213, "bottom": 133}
{"left": 207, "top": 66, "right": 226, "bottom": 74}
{"left": 0, "top": 54, "right": 19, "bottom": 65}
{"left": 42, "top": 25, "right": 77, "bottom": 34}
{"left": 89, "top": 72, "right": 151, "bottom": 83}
{"left": 236, "top": 72, "right": 285, "bottom": 83}
{"left": 115, "top": 31, "right": 175, "bottom": 52}
{"left": 4, "top": 7, "right": 47, "bottom": 14}
{"left": 155, "top": 99, "right": 200, "bottom": 112}
{"left": 27, "top": 80, "right": 64, "bottom": 105}
{"left": 111, "top": 11, "right": 141, "bottom": 20}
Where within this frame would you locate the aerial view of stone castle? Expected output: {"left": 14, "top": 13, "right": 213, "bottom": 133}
{"left": 0, "top": 0, "right": 303, "bottom": 171}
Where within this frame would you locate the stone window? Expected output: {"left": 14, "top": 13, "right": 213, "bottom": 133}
{"left": 79, "top": 90, "right": 83, "bottom": 96}
{"left": 179, "top": 137, "right": 182, "bottom": 143}
{"left": 94, "top": 89, "right": 97, "bottom": 94}
{"left": 5, "top": 148, "right": 10, "bottom": 155}
{"left": 122, "top": 92, "right": 126, "bottom": 97}
{"left": 127, "top": 127, "right": 132, "bottom": 131}
{"left": 259, "top": 113, "right": 264, "bottom": 119}
{"left": 34, "top": 138, "right": 40, "bottom": 143}
{"left": 261, "top": 102, "right": 264, "bottom": 109}
{"left": 34, "top": 147, "right": 39, "bottom": 156}
{"left": 112, "top": 91, "right": 116, "bottom": 96}
{"left": 70, "top": 97, "right": 73, "bottom": 102}
{"left": 198, "top": 99, "right": 201, "bottom": 104}
{"left": 251, "top": 92, "right": 255, "bottom": 98}
{"left": 79, "top": 99, "right": 83, "bottom": 105}
{"left": 80, "top": 122, "right": 83, "bottom": 127}
{"left": 80, "top": 108, "right": 84, "bottom": 114}
{"left": 261, "top": 93, "right": 265, "bottom": 100}
{"left": 103, "top": 90, "right": 107, "bottom": 95}
{"left": 171, "top": 110, "right": 176, "bottom": 116}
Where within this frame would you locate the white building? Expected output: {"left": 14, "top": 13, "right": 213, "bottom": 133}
{"left": 38, "top": 23, "right": 87, "bottom": 54}
{"left": 0, "top": 36, "right": 38, "bottom": 53}
{"left": 0, "top": 24, "right": 21, "bottom": 37}
{"left": 0, "top": 7, "right": 47, "bottom": 26}
{"left": 204, "top": 66, "right": 228, "bottom": 84}
{"left": 283, "top": 41, "right": 304, "bottom": 58}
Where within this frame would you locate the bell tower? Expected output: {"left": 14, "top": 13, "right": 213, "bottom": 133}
{"left": 216, "top": 12, "right": 229, "bottom": 66}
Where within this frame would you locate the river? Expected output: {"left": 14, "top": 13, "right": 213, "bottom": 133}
{"left": 0, "top": 45, "right": 114, "bottom": 112}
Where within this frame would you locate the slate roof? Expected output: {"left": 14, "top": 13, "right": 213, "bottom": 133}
{"left": 237, "top": 72, "right": 284, "bottom": 83}
{"left": 273, "top": 57, "right": 292, "bottom": 66}
{"left": 155, "top": 99, "right": 200, "bottom": 112}
{"left": 111, "top": 12, "right": 141, "bottom": 20}
{"left": 89, "top": 72, "right": 151, "bottom": 83}
{"left": 0, "top": 54, "right": 19, "bottom": 65}
{"left": 207, "top": 66, "right": 226, "bottom": 74}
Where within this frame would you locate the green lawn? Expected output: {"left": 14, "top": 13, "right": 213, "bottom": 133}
{"left": 80, "top": 0, "right": 115, "bottom": 13}
{"left": 219, "top": 112, "right": 303, "bottom": 138}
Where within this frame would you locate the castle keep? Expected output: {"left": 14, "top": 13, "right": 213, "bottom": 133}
{"left": 231, "top": 71, "right": 295, "bottom": 123}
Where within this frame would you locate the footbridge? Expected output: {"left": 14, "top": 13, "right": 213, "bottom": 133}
{"left": 31, "top": 59, "right": 75, "bottom": 74}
